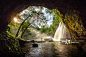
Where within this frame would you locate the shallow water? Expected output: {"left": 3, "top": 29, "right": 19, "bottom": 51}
{"left": 22, "top": 42, "right": 86, "bottom": 57}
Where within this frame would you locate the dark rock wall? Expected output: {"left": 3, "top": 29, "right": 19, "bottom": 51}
{"left": 0, "top": 0, "right": 86, "bottom": 39}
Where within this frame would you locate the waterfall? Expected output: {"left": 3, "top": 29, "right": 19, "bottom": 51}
{"left": 53, "top": 22, "right": 71, "bottom": 41}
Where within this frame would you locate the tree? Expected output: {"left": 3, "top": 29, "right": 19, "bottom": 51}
{"left": 16, "top": 15, "right": 32, "bottom": 37}
{"left": 15, "top": 6, "right": 47, "bottom": 38}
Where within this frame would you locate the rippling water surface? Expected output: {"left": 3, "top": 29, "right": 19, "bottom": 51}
{"left": 22, "top": 42, "right": 86, "bottom": 57}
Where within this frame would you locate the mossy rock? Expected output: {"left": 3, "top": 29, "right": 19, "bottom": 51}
{"left": 0, "top": 29, "right": 24, "bottom": 57}
{"left": 17, "top": 37, "right": 26, "bottom": 42}
{"left": 17, "top": 38, "right": 26, "bottom": 47}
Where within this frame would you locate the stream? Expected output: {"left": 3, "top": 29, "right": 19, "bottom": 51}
{"left": 22, "top": 41, "right": 86, "bottom": 57}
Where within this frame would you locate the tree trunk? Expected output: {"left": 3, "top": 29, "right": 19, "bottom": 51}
{"left": 16, "top": 16, "right": 29, "bottom": 37}
{"left": 21, "top": 20, "right": 35, "bottom": 38}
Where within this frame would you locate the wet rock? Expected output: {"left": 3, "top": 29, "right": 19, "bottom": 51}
{"left": 76, "top": 43, "right": 83, "bottom": 51}
{"left": 49, "top": 39, "right": 53, "bottom": 42}
{"left": 5, "top": 37, "right": 12, "bottom": 46}
{"left": 23, "top": 52, "right": 26, "bottom": 55}
{"left": 30, "top": 40, "right": 35, "bottom": 43}
{"left": 26, "top": 41, "right": 30, "bottom": 43}
{"left": 49, "top": 41, "right": 54, "bottom": 42}
{"left": 32, "top": 44, "right": 38, "bottom": 47}
{"left": 44, "top": 39, "right": 50, "bottom": 41}
{"left": 18, "top": 40, "right": 26, "bottom": 47}
{"left": 82, "top": 42, "right": 86, "bottom": 52}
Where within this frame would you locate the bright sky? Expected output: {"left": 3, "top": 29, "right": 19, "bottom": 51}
{"left": 34, "top": 7, "right": 53, "bottom": 28}
{"left": 42, "top": 7, "right": 53, "bottom": 27}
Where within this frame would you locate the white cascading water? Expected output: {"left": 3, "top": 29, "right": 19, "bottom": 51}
{"left": 53, "top": 22, "right": 71, "bottom": 41}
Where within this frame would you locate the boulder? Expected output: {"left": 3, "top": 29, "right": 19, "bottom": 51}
{"left": 32, "top": 44, "right": 38, "bottom": 47}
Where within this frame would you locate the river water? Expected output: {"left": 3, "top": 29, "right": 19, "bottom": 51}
{"left": 22, "top": 41, "right": 86, "bottom": 57}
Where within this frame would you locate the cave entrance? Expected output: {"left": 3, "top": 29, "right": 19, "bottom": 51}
{"left": 0, "top": 1, "right": 86, "bottom": 57}
{"left": 8, "top": 6, "right": 72, "bottom": 42}
{"left": 0, "top": 0, "right": 85, "bottom": 41}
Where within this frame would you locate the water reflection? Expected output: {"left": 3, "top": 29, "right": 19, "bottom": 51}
{"left": 22, "top": 42, "right": 86, "bottom": 57}
{"left": 54, "top": 42, "right": 68, "bottom": 57}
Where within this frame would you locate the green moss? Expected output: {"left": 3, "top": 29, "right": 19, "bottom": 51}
{"left": 64, "top": 10, "right": 85, "bottom": 40}
{"left": 0, "top": 28, "right": 24, "bottom": 57}
{"left": 17, "top": 37, "right": 26, "bottom": 42}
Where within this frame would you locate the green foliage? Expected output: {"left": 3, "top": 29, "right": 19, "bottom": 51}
{"left": 40, "top": 25, "right": 46, "bottom": 33}
{"left": 21, "top": 20, "right": 30, "bottom": 32}
{"left": 40, "top": 9, "right": 63, "bottom": 36}
{"left": 22, "top": 29, "right": 32, "bottom": 38}
{"left": 15, "top": 6, "right": 47, "bottom": 38}
{"left": 8, "top": 22, "right": 21, "bottom": 36}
